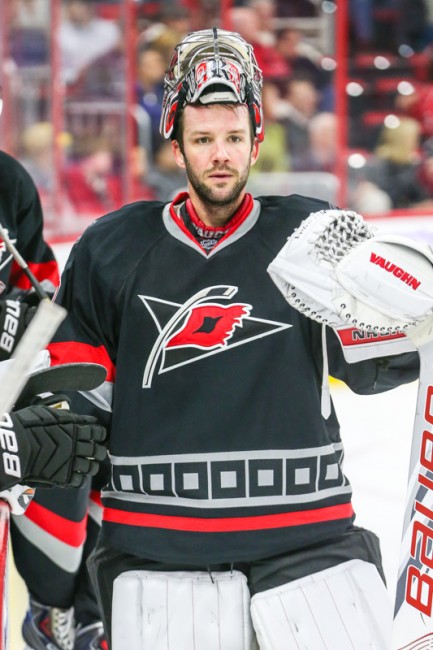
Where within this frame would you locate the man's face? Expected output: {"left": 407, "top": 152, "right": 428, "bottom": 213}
{"left": 172, "top": 104, "right": 259, "bottom": 208}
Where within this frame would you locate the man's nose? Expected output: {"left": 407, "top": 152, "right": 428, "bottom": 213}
{"left": 211, "top": 140, "right": 230, "bottom": 162}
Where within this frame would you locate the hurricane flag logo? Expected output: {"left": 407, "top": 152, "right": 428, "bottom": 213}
{"left": 140, "top": 285, "right": 291, "bottom": 387}
{"left": 166, "top": 303, "right": 250, "bottom": 349}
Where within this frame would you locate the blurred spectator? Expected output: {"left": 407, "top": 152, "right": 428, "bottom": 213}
{"left": 129, "top": 145, "right": 156, "bottom": 201}
{"left": 248, "top": 0, "right": 278, "bottom": 45}
{"left": 417, "top": 137, "right": 433, "bottom": 197}
{"left": 147, "top": 141, "right": 187, "bottom": 201}
{"left": 250, "top": 82, "right": 291, "bottom": 173}
{"left": 395, "top": 81, "right": 433, "bottom": 138}
{"left": 275, "top": 0, "right": 317, "bottom": 17}
{"left": 67, "top": 48, "right": 125, "bottom": 99}
{"left": 63, "top": 144, "right": 123, "bottom": 216}
{"left": 350, "top": 180, "right": 393, "bottom": 214}
{"left": 275, "top": 27, "right": 334, "bottom": 110}
{"left": 229, "top": 5, "right": 290, "bottom": 80}
{"left": 59, "top": 0, "right": 122, "bottom": 86}
{"left": 276, "top": 77, "right": 320, "bottom": 170}
{"left": 136, "top": 44, "right": 166, "bottom": 155}
{"left": 361, "top": 117, "right": 431, "bottom": 209}
{"left": 8, "top": 0, "right": 49, "bottom": 66}
{"left": 349, "top": 0, "right": 374, "bottom": 51}
{"left": 19, "top": 122, "right": 57, "bottom": 196}
{"left": 295, "top": 111, "right": 337, "bottom": 172}
{"left": 400, "top": 0, "right": 431, "bottom": 51}
{"left": 10, "top": 0, "right": 49, "bottom": 28}
{"left": 139, "top": 6, "right": 192, "bottom": 62}
{"left": 160, "top": 5, "right": 192, "bottom": 45}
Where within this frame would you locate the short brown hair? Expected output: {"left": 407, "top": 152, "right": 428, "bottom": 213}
{"left": 172, "top": 102, "right": 255, "bottom": 152}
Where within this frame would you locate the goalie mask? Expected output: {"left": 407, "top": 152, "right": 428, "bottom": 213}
{"left": 160, "top": 27, "right": 264, "bottom": 142}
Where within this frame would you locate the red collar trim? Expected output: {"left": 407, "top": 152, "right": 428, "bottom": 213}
{"left": 169, "top": 192, "right": 254, "bottom": 251}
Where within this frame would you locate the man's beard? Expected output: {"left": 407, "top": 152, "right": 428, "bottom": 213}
{"left": 184, "top": 161, "right": 251, "bottom": 207}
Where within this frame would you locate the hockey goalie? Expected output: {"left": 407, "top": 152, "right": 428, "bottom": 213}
{"left": 31, "top": 26, "right": 428, "bottom": 650}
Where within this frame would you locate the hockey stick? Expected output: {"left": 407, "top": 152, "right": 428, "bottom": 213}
{"left": 0, "top": 298, "right": 66, "bottom": 650}
{"left": 391, "top": 336, "right": 433, "bottom": 649}
{"left": 15, "top": 362, "right": 107, "bottom": 409}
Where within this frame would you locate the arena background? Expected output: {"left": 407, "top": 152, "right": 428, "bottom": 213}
{"left": 1, "top": 0, "right": 433, "bottom": 647}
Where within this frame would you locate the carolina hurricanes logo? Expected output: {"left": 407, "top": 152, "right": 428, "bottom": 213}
{"left": 140, "top": 285, "right": 291, "bottom": 387}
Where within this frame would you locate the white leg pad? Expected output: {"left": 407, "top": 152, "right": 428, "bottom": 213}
{"left": 112, "top": 569, "right": 255, "bottom": 650}
{"left": 250, "top": 559, "right": 392, "bottom": 650}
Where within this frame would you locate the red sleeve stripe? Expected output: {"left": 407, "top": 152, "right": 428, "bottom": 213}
{"left": 24, "top": 501, "right": 87, "bottom": 547}
{"left": 102, "top": 503, "right": 354, "bottom": 532}
{"left": 48, "top": 341, "right": 116, "bottom": 382}
{"left": 9, "top": 259, "right": 60, "bottom": 289}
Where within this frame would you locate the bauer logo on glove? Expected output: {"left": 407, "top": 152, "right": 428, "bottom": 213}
{"left": 267, "top": 209, "right": 433, "bottom": 338}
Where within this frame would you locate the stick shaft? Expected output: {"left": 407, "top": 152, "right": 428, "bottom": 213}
{"left": 0, "top": 300, "right": 66, "bottom": 417}
{"left": 392, "top": 339, "right": 433, "bottom": 648}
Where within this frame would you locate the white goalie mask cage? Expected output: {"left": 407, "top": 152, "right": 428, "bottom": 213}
{"left": 159, "top": 27, "right": 264, "bottom": 142}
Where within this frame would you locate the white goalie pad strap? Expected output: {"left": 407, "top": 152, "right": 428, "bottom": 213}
{"left": 250, "top": 559, "right": 392, "bottom": 650}
{"left": 112, "top": 570, "right": 255, "bottom": 650}
{"left": 268, "top": 209, "right": 433, "bottom": 339}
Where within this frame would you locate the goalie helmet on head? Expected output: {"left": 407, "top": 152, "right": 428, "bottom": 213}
{"left": 159, "top": 27, "right": 264, "bottom": 142}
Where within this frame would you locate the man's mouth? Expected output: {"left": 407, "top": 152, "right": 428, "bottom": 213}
{"left": 208, "top": 169, "right": 233, "bottom": 180}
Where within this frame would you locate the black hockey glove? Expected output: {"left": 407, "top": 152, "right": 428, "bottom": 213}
{"left": 7, "top": 283, "right": 56, "bottom": 307}
{"left": 0, "top": 299, "right": 36, "bottom": 361}
{"left": 0, "top": 405, "right": 107, "bottom": 490}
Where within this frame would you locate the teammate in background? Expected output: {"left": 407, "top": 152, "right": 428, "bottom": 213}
{"left": 0, "top": 98, "right": 108, "bottom": 648}
{"left": 0, "top": 147, "right": 59, "bottom": 343}
{"left": 46, "top": 29, "right": 420, "bottom": 649}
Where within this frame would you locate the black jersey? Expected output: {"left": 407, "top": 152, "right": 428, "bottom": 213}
{"left": 0, "top": 151, "right": 59, "bottom": 294}
{"left": 48, "top": 193, "right": 419, "bottom": 564}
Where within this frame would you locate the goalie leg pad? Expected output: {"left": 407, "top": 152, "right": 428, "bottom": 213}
{"left": 250, "top": 559, "right": 392, "bottom": 650}
{"left": 111, "top": 569, "right": 256, "bottom": 650}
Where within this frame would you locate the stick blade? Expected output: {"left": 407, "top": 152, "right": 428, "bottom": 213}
{"left": 15, "top": 363, "right": 107, "bottom": 409}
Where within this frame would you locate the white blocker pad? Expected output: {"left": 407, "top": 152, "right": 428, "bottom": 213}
{"left": 112, "top": 569, "right": 256, "bottom": 650}
{"left": 250, "top": 559, "right": 392, "bottom": 650}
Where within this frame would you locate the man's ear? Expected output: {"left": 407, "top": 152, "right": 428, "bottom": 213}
{"left": 171, "top": 140, "right": 186, "bottom": 169}
{"left": 250, "top": 138, "right": 260, "bottom": 167}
